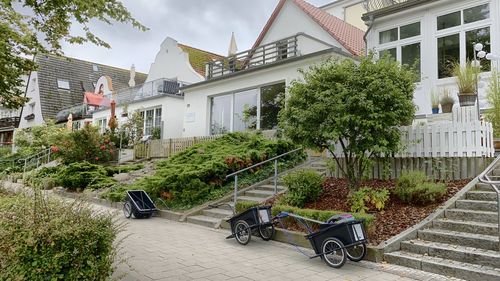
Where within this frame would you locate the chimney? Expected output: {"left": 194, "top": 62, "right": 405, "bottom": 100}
{"left": 128, "top": 64, "right": 136, "bottom": 87}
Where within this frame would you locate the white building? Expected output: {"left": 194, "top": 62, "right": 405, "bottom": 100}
{"left": 92, "top": 37, "right": 223, "bottom": 139}
{"left": 363, "top": 0, "right": 499, "bottom": 116}
{"left": 181, "top": 0, "right": 365, "bottom": 137}
{"left": 321, "top": 0, "right": 367, "bottom": 31}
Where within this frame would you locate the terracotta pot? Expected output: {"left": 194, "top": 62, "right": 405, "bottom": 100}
{"left": 494, "top": 139, "right": 500, "bottom": 150}
{"left": 441, "top": 103, "right": 453, "bottom": 113}
{"left": 458, "top": 93, "right": 477, "bottom": 107}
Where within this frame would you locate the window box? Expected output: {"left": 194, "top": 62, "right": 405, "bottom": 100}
{"left": 24, "top": 113, "right": 35, "bottom": 121}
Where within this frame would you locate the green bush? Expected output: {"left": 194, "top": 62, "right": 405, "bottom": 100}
{"left": 396, "top": 171, "right": 427, "bottom": 189}
{"left": 55, "top": 161, "right": 113, "bottom": 191}
{"left": 348, "top": 187, "right": 390, "bottom": 214}
{"left": 58, "top": 125, "right": 115, "bottom": 164}
{"left": 105, "top": 132, "right": 305, "bottom": 208}
{"left": 0, "top": 193, "right": 119, "bottom": 280}
{"left": 396, "top": 181, "right": 447, "bottom": 205}
{"left": 105, "top": 163, "right": 144, "bottom": 176}
{"left": 282, "top": 169, "right": 324, "bottom": 208}
{"left": 272, "top": 204, "right": 374, "bottom": 230}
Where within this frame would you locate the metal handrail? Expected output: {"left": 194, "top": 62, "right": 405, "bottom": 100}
{"left": 478, "top": 153, "right": 500, "bottom": 251}
{"left": 226, "top": 147, "right": 303, "bottom": 214}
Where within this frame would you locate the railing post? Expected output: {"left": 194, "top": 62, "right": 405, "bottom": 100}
{"left": 47, "top": 148, "right": 51, "bottom": 164}
{"left": 233, "top": 175, "right": 238, "bottom": 215}
{"left": 497, "top": 190, "right": 500, "bottom": 251}
{"left": 274, "top": 159, "right": 278, "bottom": 195}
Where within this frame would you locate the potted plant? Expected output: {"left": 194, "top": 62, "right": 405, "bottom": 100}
{"left": 485, "top": 70, "right": 500, "bottom": 150}
{"left": 431, "top": 90, "right": 439, "bottom": 114}
{"left": 439, "top": 88, "right": 454, "bottom": 113}
{"left": 453, "top": 61, "right": 479, "bottom": 107}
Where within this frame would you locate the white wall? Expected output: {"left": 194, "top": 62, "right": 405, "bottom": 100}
{"left": 19, "top": 72, "right": 44, "bottom": 128}
{"left": 92, "top": 95, "right": 185, "bottom": 139}
{"left": 365, "top": 0, "right": 499, "bottom": 115}
{"left": 145, "top": 37, "right": 204, "bottom": 84}
{"left": 182, "top": 52, "right": 343, "bottom": 137}
{"left": 321, "top": 0, "right": 367, "bottom": 31}
{"left": 258, "top": 0, "right": 346, "bottom": 55}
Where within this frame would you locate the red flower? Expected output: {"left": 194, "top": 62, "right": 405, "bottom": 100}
{"left": 50, "top": 146, "right": 59, "bottom": 153}
{"left": 100, "top": 145, "right": 106, "bottom": 150}
{"left": 95, "top": 157, "right": 99, "bottom": 161}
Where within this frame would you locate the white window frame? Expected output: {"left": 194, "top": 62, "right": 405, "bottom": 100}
{"left": 57, "top": 79, "right": 70, "bottom": 90}
{"left": 434, "top": 1, "right": 492, "bottom": 80}
{"left": 139, "top": 106, "right": 162, "bottom": 136}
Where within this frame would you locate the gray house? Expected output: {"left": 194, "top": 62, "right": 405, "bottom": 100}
{"left": 18, "top": 54, "right": 147, "bottom": 129}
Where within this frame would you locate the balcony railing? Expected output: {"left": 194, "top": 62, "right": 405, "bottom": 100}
{"left": 106, "top": 78, "right": 186, "bottom": 106}
{"left": 206, "top": 35, "right": 299, "bottom": 79}
{"left": 55, "top": 104, "right": 93, "bottom": 123}
{"left": 364, "top": 0, "right": 412, "bottom": 13}
{"left": 0, "top": 117, "right": 20, "bottom": 129}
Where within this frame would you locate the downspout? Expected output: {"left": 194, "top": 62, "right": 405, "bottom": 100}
{"left": 363, "top": 14, "right": 375, "bottom": 56}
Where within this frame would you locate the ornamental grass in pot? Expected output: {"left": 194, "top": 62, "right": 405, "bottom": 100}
{"left": 431, "top": 90, "right": 439, "bottom": 114}
{"left": 485, "top": 70, "right": 500, "bottom": 149}
{"left": 453, "top": 61, "right": 479, "bottom": 107}
{"left": 440, "top": 88, "right": 454, "bottom": 113}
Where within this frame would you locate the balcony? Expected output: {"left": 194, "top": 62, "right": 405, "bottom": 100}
{"left": 107, "top": 78, "right": 186, "bottom": 106}
{"left": 55, "top": 104, "right": 93, "bottom": 123}
{"left": 206, "top": 35, "right": 299, "bottom": 80}
{"left": 0, "top": 117, "right": 20, "bottom": 129}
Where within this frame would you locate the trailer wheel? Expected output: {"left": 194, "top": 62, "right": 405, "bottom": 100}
{"left": 234, "top": 220, "right": 251, "bottom": 245}
{"left": 123, "top": 202, "right": 132, "bottom": 218}
{"left": 321, "top": 238, "right": 346, "bottom": 268}
{"left": 259, "top": 224, "right": 275, "bottom": 241}
{"left": 346, "top": 243, "right": 366, "bottom": 262}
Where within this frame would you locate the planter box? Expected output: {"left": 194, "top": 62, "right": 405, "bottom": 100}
{"left": 441, "top": 104, "right": 453, "bottom": 113}
{"left": 458, "top": 94, "right": 477, "bottom": 107}
{"left": 494, "top": 139, "right": 500, "bottom": 150}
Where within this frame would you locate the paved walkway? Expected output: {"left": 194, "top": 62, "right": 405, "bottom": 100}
{"left": 109, "top": 212, "right": 460, "bottom": 281}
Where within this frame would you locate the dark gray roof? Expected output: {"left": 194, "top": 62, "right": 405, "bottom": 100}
{"left": 35, "top": 54, "right": 147, "bottom": 121}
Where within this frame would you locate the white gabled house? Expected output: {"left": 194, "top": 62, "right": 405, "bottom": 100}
{"left": 362, "top": 0, "right": 499, "bottom": 116}
{"left": 181, "top": 0, "right": 365, "bottom": 137}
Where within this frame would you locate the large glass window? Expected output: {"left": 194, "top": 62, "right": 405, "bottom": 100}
{"left": 379, "top": 28, "right": 398, "bottom": 44}
{"left": 400, "top": 22, "right": 420, "bottom": 39}
{"left": 154, "top": 108, "right": 162, "bottom": 128}
{"left": 144, "top": 109, "right": 154, "bottom": 136}
{"left": 379, "top": 48, "right": 396, "bottom": 60}
{"left": 402, "top": 43, "right": 421, "bottom": 81}
{"left": 466, "top": 27, "right": 491, "bottom": 71}
{"left": 437, "top": 11, "right": 461, "bottom": 30}
{"left": 210, "top": 95, "right": 231, "bottom": 135}
{"left": 464, "top": 4, "right": 489, "bottom": 24}
{"left": 233, "top": 89, "right": 258, "bottom": 132}
{"left": 260, "top": 83, "right": 285, "bottom": 130}
{"left": 437, "top": 34, "right": 460, "bottom": 78}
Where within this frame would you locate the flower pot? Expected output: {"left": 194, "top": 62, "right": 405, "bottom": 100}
{"left": 432, "top": 108, "right": 439, "bottom": 114}
{"left": 458, "top": 93, "right": 477, "bottom": 107}
{"left": 441, "top": 104, "right": 453, "bottom": 113}
{"left": 494, "top": 139, "right": 500, "bottom": 150}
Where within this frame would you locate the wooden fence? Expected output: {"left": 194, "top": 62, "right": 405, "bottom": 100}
{"left": 134, "top": 135, "right": 221, "bottom": 159}
{"left": 328, "top": 157, "right": 494, "bottom": 180}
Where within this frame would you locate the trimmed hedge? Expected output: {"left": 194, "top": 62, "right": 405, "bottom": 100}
{"left": 0, "top": 193, "right": 119, "bottom": 280}
{"left": 55, "top": 161, "right": 115, "bottom": 191}
{"left": 282, "top": 169, "right": 324, "bottom": 207}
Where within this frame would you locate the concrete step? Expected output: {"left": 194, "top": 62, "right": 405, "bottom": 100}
{"left": 456, "top": 199, "right": 498, "bottom": 212}
{"left": 476, "top": 183, "right": 495, "bottom": 191}
{"left": 203, "top": 208, "right": 233, "bottom": 219}
{"left": 401, "top": 239, "right": 500, "bottom": 268}
{"left": 186, "top": 215, "right": 221, "bottom": 228}
{"left": 237, "top": 196, "right": 264, "bottom": 203}
{"left": 433, "top": 218, "right": 499, "bottom": 236}
{"left": 418, "top": 228, "right": 498, "bottom": 251}
{"left": 467, "top": 191, "right": 497, "bottom": 201}
{"left": 445, "top": 209, "right": 498, "bottom": 224}
{"left": 256, "top": 184, "right": 286, "bottom": 192}
{"left": 385, "top": 251, "right": 500, "bottom": 281}
{"left": 310, "top": 162, "right": 326, "bottom": 167}
{"left": 244, "top": 189, "right": 275, "bottom": 198}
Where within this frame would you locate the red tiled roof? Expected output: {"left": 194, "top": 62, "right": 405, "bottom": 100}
{"left": 253, "top": 0, "right": 365, "bottom": 57}
{"left": 84, "top": 92, "right": 110, "bottom": 107}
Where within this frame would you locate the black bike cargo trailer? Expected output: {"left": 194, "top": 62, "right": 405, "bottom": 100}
{"left": 123, "top": 190, "right": 158, "bottom": 219}
{"left": 226, "top": 206, "right": 275, "bottom": 245}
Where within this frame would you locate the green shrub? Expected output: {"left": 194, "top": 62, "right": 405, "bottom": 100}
{"left": 272, "top": 204, "right": 374, "bottom": 229}
{"left": 0, "top": 193, "right": 119, "bottom": 280}
{"left": 55, "top": 161, "right": 113, "bottom": 191}
{"left": 348, "top": 187, "right": 390, "bottom": 214}
{"left": 58, "top": 125, "right": 115, "bottom": 164}
{"left": 282, "top": 169, "right": 324, "bottom": 208}
{"left": 104, "top": 163, "right": 144, "bottom": 176}
{"left": 105, "top": 132, "right": 305, "bottom": 208}
{"left": 396, "top": 182, "right": 447, "bottom": 205}
{"left": 396, "top": 170, "right": 427, "bottom": 190}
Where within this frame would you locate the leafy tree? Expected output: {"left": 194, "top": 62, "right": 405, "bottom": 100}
{"left": 0, "top": 0, "right": 147, "bottom": 109}
{"left": 279, "top": 55, "right": 416, "bottom": 189}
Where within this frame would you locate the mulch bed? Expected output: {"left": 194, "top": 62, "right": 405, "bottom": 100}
{"left": 269, "top": 178, "right": 470, "bottom": 246}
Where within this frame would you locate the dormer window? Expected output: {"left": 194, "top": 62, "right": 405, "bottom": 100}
{"left": 57, "top": 79, "right": 70, "bottom": 90}
{"left": 92, "top": 64, "right": 99, "bottom": 72}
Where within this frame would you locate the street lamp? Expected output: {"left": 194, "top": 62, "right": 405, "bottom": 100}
{"left": 472, "top": 42, "right": 495, "bottom": 120}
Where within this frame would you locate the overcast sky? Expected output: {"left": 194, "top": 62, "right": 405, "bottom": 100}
{"left": 61, "top": 0, "right": 333, "bottom": 74}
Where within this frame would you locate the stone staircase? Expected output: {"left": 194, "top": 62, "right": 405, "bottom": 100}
{"left": 185, "top": 159, "right": 327, "bottom": 228}
{"left": 385, "top": 181, "right": 500, "bottom": 281}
